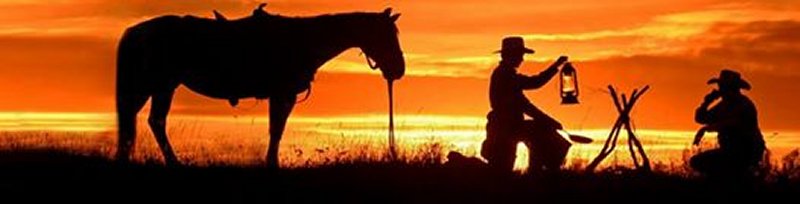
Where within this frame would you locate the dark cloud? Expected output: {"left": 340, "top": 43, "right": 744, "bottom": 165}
{"left": 691, "top": 20, "right": 800, "bottom": 129}
{"left": 575, "top": 20, "right": 800, "bottom": 130}
{"left": 693, "top": 20, "right": 800, "bottom": 76}
{"left": 727, "top": 0, "right": 800, "bottom": 10}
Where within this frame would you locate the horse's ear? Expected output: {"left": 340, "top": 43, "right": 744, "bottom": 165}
{"left": 390, "top": 13, "right": 401, "bottom": 22}
{"left": 383, "top": 8, "right": 392, "bottom": 15}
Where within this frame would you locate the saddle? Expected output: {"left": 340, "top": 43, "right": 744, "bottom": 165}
{"left": 212, "top": 3, "right": 273, "bottom": 108}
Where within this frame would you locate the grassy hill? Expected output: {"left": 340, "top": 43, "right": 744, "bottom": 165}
{"left": 1, "top": 148, "right": 798, "bottom": 203}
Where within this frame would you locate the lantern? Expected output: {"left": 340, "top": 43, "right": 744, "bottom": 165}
{"left": 560, "top": 62, "right": 579, "bottom": 104}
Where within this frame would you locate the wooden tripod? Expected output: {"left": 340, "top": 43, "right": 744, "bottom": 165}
{"left": 585, "top": 85, "right": 651, "bottom": 173}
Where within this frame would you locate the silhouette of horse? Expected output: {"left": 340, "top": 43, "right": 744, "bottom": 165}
{"left": 115, "top": 4, "right": 405, "bottom": 168}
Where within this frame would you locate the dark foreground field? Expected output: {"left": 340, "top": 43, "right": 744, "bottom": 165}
{"left": 0, "top": 149, "right": 798, "bottom": 203}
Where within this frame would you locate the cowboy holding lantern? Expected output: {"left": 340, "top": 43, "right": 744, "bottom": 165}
{"left": 482, "top": 36, "right": 573, "bottom": 174}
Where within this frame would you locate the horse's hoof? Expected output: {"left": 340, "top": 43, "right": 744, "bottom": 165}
{"left": 267, "top": 163, "right": 279, "bottom": 169}
{"left": 266, "top": 160, "right": 280, "bottom": 171}
{"left": 165, "top": 158, "right": 181, "bottom": 167}
{"left": 113, "top": 158, "right": 133, "bottom": 167}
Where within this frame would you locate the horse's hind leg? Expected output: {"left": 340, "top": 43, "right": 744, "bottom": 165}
{"left": 266, "top": 95, "right": 297, "bottom": 169}
{"left": 148, "top": 90, "right": 179, "bottom": 165}
{"left": 116, "top": 92, "right": 149, "bottom": 163}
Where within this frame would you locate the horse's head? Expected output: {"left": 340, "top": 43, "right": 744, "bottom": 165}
{"left": 360, "top": 8, "right": 405, "bottom": 81}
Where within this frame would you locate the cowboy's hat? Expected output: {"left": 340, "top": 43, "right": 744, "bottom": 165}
{"left": 707, "top": 69, "right": 751, "bottom": 90}
{"left": 495, "top": 36, "right": 535, "bottom": 54}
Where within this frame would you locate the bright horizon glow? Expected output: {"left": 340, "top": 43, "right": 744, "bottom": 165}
{"left": 2, "top": 111, "right": 797, "bottom": 134}
{"left": 1, "top": 111, "right": 797, "bottom": 170}
{"left": 0, "top": 112, "right": 113, "bottom": 132}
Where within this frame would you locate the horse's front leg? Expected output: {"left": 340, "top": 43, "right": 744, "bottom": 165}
{"left": 266, "top": 94, "right": 297, "bottom": 169}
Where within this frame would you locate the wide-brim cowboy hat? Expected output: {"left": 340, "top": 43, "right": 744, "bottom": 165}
{"left": 494, "top": 36, "right": 535, "bottom": 54}
{"left": 707, "top": 69, "right": 751, "bottom": 90}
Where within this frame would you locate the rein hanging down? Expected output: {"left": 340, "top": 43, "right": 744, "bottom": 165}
{"left": 365, "top": 52, "right": 398, "bottom": 159}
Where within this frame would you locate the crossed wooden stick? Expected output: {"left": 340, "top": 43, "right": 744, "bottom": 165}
{"left": 585, "top": 85, "right": 651, "bottom": 173}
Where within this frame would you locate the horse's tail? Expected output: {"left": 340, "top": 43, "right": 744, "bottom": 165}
{"left": 116, "top": 25, "right": 145, "bottom": 94}
{"left": 115, "top": 24, "right": 149, "bottom": 160}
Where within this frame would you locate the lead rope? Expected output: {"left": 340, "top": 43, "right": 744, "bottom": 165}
{"left": 387, "top": 79, "right": 397, "bottom": 160}
{"left": 365, "top": 53, "right": 396, "bottom": 159}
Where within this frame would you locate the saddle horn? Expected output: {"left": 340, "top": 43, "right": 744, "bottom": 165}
{"left": 213, "top": 10, "right": 228, "bottom": 21}
{"left": 253, "top": 3, "right": 268, "bottom": 17}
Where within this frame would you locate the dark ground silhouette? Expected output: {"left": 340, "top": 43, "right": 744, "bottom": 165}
{"left": 0, "top": 149, "right": 797, "bottom": 203}
{"left": 115, "top": 4, "right": 404, "bottom": 168}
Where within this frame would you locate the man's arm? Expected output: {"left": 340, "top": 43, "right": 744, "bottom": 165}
{"left": 695, "top": 90, "right": 720, "bottom": 124}
{"left": 692, "top": 127, "right": 706, "bottom": 145}
{"left": 518, "top": 56, "right": 568, "bottom": 90}
{"left": 694, "top": 104, "right": 747, "bottom": 146}
{"left": 694, "top": 106, "right": 712, "bottom": 124}
{"left": 693, "top": 90, "right": 720, "bottom": 145}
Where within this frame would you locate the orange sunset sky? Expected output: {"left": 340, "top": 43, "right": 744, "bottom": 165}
{"left": 0, "top": 0, "right": 798, "bottom": 131}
